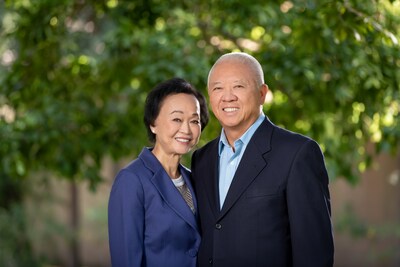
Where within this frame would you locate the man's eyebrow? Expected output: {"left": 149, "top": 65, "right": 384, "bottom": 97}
{"left": 232, "top": 79, "right": 247, "bottom": 84}
{"left": 210, "top": 81, "right": 222, "bottom": 86}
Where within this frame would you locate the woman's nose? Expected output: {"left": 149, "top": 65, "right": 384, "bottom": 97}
{"left": 180, "top": 121, "right": 191, "bottom": 133}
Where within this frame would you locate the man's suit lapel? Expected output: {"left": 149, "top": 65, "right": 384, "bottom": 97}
{"left": 202, "top": 140, "right": 221, "bottom": 219}
{"left": 219, "top": 118, "right": 274, "bottom": 218}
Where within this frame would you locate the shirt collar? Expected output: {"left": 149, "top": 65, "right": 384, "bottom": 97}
{"left": 218, "top": 112, "right": 265, "bottom": 156}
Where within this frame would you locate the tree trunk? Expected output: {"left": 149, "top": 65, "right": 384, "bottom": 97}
{"left": 70, "top": 181, "right": 81, "bottom": 267}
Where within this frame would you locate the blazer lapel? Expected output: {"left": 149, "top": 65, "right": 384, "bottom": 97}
{"left": 140, "top": 149, "right": 199, "bottom": 232}
{"left": 219, "top": 118, "right": 273, "bottom": 218}
{"left": 151, "top": 169, "right": 199, "bottom": 232}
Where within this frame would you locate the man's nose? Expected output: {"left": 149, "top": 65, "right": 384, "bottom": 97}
{"left": 221, "top": 88, "right": 236, "bottom": 101}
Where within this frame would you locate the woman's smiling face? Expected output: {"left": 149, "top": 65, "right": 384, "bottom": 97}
{"left": 151, "top": 93, "right": 201, "bottom": 156}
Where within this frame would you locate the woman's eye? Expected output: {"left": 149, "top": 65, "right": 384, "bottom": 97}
{"left": 191, "top": 120, "right": 200, "bottom": 124}
{"left": 173, "top": 118, "right": 182, "bottom": 122}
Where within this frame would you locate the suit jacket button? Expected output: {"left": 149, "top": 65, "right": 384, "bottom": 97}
{"left": 215, "top": 223, "right": 222, "bottom": 229}
{"left": 188, "top": 249, "right": 197, "bottom": 257}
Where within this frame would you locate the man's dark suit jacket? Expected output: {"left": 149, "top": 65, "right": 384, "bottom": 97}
{"left": 191, "top": 117, "right": 334, "bottom": 267}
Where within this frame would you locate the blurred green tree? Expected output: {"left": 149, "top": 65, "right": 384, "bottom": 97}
{"left": 2, "top": 0, "right": 399, "bottom": 188}
{"left": 0, "top": 0, "right": 399, "bottom": 265}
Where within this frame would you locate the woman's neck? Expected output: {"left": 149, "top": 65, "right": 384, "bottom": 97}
{"left": 151, "top": 146, "right": 181, "bottom": 179}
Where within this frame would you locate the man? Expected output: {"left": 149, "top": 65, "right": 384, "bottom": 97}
{"left": 191, "top": 52, "right": 334, "bottom": 267}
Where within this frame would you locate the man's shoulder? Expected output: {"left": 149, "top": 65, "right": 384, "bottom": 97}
{"left": 193, "top": 137, "right": 219, "bottom": 158}
{"left": 274, "top": 125, "right": 311, "bottom": 141}
{"left": 198, "top": 137, "right": 219, "bottom": 151}
{"left": 259, "top": 119, "right": 318, "bottom": 147}
{"left": 268, "top": 124, "right": 325, "bottom": 155}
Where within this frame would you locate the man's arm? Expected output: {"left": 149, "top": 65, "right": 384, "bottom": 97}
{"left": 286, "top": 139, "right": 334, "bottom": 267}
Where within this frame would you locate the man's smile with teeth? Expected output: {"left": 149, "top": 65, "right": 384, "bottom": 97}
{"left": 223, "top": 107, "right": 239, "bottom": 112}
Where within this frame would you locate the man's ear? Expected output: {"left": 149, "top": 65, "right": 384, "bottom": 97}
{"left": 259, "top": 84, "right": 269, "bottom": 104}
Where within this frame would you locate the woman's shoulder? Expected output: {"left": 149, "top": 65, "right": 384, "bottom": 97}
{"left": 112, "top": 155, "right": 153, "bottom": 186}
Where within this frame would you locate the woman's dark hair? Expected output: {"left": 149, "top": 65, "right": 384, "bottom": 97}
{"left": 144, "top": 77, "right": 209, "bottom": 143}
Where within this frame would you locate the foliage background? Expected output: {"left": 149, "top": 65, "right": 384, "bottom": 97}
{"left": 0, "top": 0, "right": 399, "bottom": 266}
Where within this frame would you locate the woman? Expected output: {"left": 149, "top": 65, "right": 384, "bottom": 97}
{"left": 108, "top": 77, "right": 209, "bottom": 267}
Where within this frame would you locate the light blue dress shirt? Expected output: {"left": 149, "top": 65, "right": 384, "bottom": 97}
{"left": 218, "top": 113, "right": 265, "bottom": 209}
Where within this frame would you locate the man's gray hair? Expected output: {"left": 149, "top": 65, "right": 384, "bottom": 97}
{"left": 208, "top": 52, "right": 265, "bottom": 87}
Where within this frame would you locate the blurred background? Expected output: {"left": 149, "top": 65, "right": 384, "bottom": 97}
{"left": 0, "top": 0, "right": 399, "bottom": 266}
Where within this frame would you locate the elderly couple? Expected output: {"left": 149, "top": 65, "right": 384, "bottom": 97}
{"left": 108, "top": 52, "right": 334, "bottom": 267}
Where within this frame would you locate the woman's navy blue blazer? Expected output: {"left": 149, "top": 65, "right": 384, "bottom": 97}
{"left": 108, "top": 147, "right": 200, "bottom": 267}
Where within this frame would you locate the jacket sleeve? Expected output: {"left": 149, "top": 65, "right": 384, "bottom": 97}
{"left": 108, "top": 169, "right": 145, "bottom": 267}
{"left": 286, "top": 139, "right": 334, "bottom": 267}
